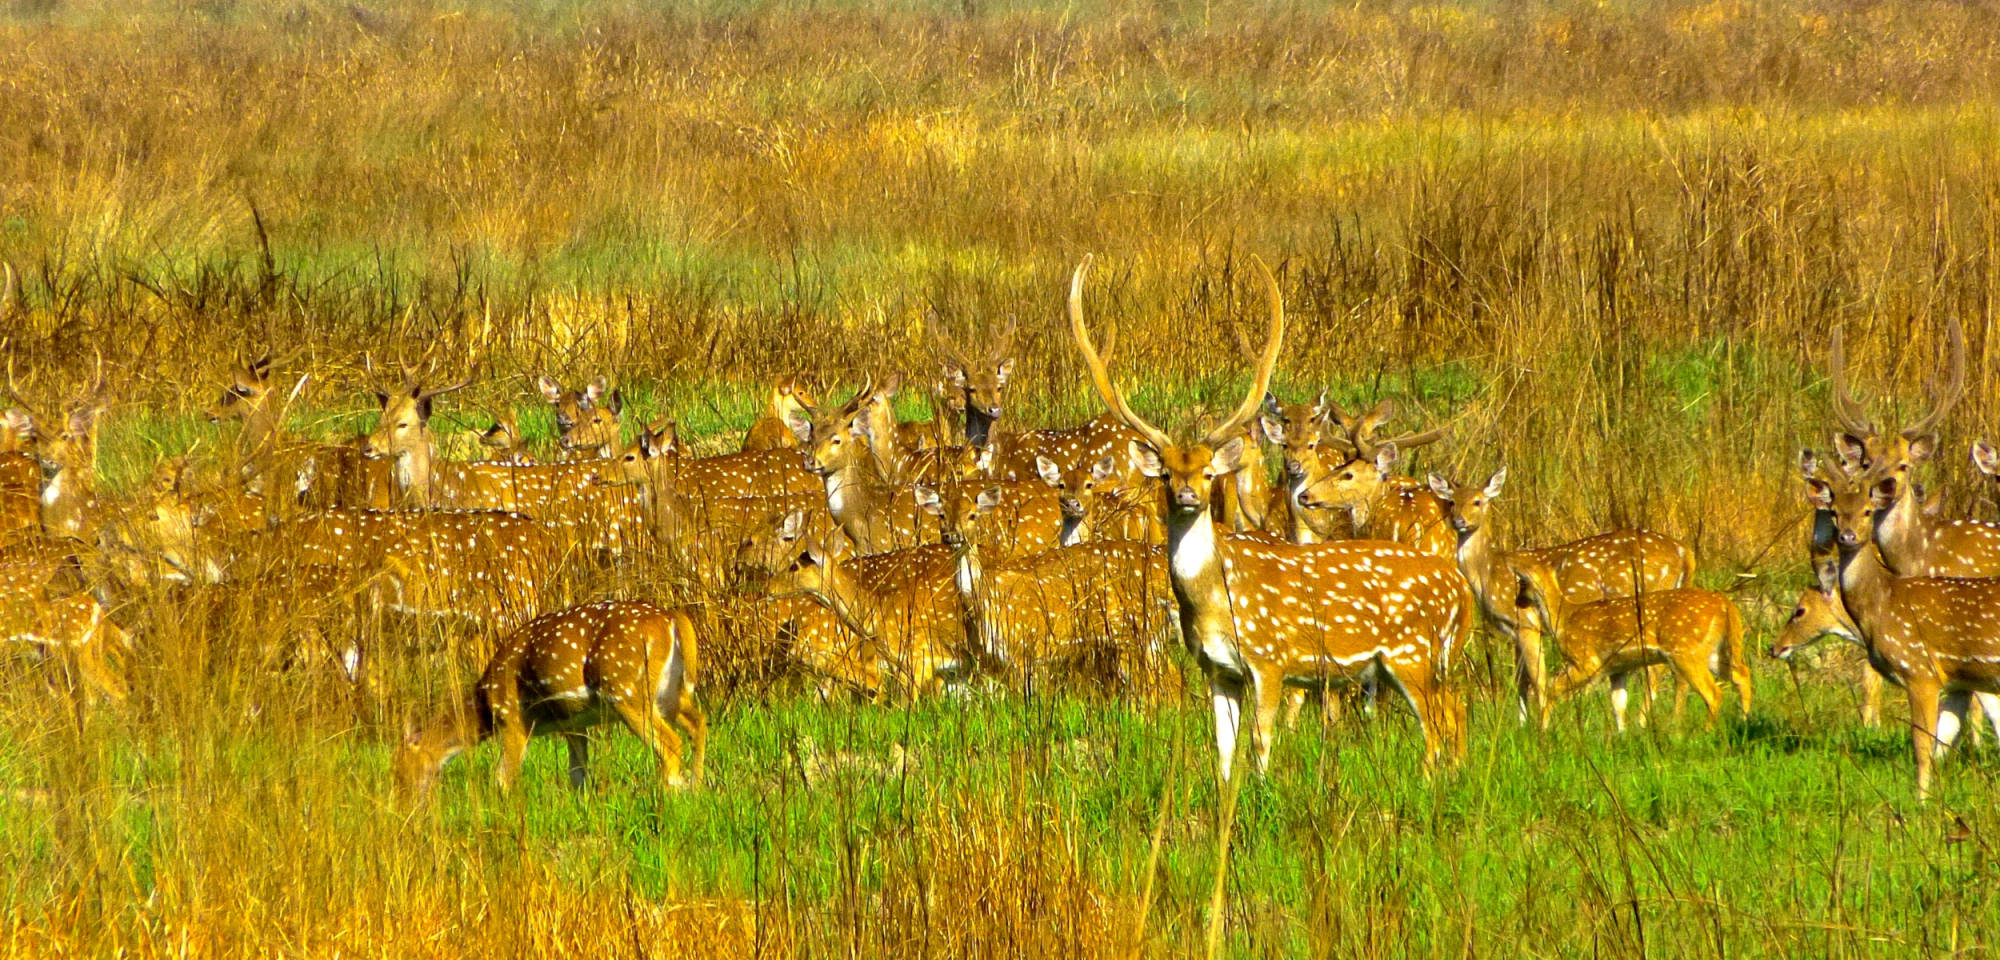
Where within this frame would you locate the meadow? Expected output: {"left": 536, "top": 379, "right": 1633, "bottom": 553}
{"left": 3, "top": 0, "right": 2000, "bottom": 954}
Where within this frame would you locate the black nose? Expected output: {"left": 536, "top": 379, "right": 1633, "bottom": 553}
{"left": 1284, "top": 461, "right": 1304, "bottom": 480}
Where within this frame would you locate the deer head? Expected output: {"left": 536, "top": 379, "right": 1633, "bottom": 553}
{"left": 1068, "top": 255, "right": 1283, "bottom": 520}
{"left": 538, "top": 374, "right": 623, "bottom": 455}
{"left": 1828, "top": 317, "right": 1964, "bottom": 477}
{"left": 930, "top": 313, "right": 1016, "bottom": 448}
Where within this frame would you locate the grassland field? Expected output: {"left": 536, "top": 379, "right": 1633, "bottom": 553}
{"left": 5, "top": 0, "right": 2000, "bottom": 955}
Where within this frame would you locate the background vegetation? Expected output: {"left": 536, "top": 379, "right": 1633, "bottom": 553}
{"left": 3, "top": 0, "right": 2000, "bottom": 954}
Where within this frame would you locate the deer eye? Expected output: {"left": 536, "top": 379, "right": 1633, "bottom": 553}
{"left": 1340, "top": 471, "right": 1353, "bottom": 481}
{"left": 1791, "top": 608, "right": 1803, "bottom": 620}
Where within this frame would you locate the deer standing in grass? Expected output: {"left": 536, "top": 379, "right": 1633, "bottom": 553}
{"left": 1811, "top": 471, "right": 2000, "bottom": 797}
{"left": 934, "top": 484, "right": 1174, "bottom": 692}
{"left": 741, "top": 376, "right": 818, "bottom": 452}
{"left": 1798, "top": 450, "right": 1884, "bottom": 726}
{"left": 0, "top": 574, "right": 131, "bottom": 704}
{"left": 395, "top": 600, "right": 706, "bottom": 795}
{"left": 1070, "top": 256, "right": 1469, "bottom": 779}
{"left": 1512, "top": 557, "right": 1749, "bottom": 732}
{"left": 1427, "top": 468, "right": 1697, "bottom": 721}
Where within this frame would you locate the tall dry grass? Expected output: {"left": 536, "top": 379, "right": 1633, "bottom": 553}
{"left": 4, "top": 0, "right": 2000, "bottom": 955}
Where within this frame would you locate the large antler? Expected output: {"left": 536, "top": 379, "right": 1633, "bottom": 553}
{"left": 1201, "top": 256, "right": 1286, "bottom": 447}
{"left": 925, "top": 310, "right": 971, "bottom": 372}
{"left": 1068, "top": 256, "right": 1171, "bottom": 451}
{"left": 1828, "top": 325, "right": 1877, "bottom": 439}
{"left": 989, "top": 316, "right": 1017, "bottom": 363}
{"left": 1902, "top": 315, "right": 1966, "bottom": 441}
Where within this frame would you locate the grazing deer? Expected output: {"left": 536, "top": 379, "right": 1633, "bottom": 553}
{"left": 1810, "top": 471, "right": 2000, "bottom": 797}
{"left": 1070, "top": 255, "right": 1469, "bottom": 779}
{"left": 394, "top": 600, "right": 706, "bottom": 795}
{"left": 538, "top": 375, "right": 624, "bottom": 458}
{"left": 0, "top": 575, "right": 131, "bottom": 703}
{"left": 767, "top": 524, "right": 972, "bottom": 699}
{"left": 1036, "top": 453, "right": 1162, "bottom": 546}
{"left": 1428, "top": 468, "right": 1696, "bottom": 720}
{"left": 1514, "top": 562, "right": 1750, "bottom": 732}
{"left": 741, "top": 375, "right": 818, "bottom": 452}
{"left": 935, "top": 484, "right": 1174, "bottom": 690}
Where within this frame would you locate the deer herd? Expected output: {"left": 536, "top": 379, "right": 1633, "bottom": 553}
{"left": 1, "top": 259, "right": 1997, "bottom": 799}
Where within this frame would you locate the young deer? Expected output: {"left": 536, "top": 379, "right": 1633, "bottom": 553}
{"left": 741, "top": 375, "right": 818, "bottom": 452}
{"left": 1070, "top": 256, "right": 1469, "bottom": 779}
{"left": 478, "top": 412, "right": 533, "bottom": 464}
{"left": 1812, "top": 471, "right": 2000, "bottom": 797}
{"left": 394, "top": 600, "right": 706, "bottom": 795}
{"left": 1797, "top": 451, "right": 1883, "bottom": 726}
{"left": 934, "top": 484, "right": 1174, "bottom": 691}
{"left": 1428, "top": 468, "right": 1696, "bottom": 720}
{"left": 537, "top": 375, "right": 624, "bottom": 459}
{"left": 1513, "top": 562, "right": 1750, "bottom": 732}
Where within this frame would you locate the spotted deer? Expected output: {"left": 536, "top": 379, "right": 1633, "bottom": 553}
{"left": 1036, "top": 453, "right": 1163, "bottom": 546}
{"left": 205, "top": 356, "right": 393, "bottom": 511}
{"left": 929, "top": 314, "right": 1016, "bottom": 451}
{"left": 1, "top": 407, "right": 37, "bottom": 490}
{"left": 1797, "top": 450, "right": 1883, "bottom": 725}
{"left": 1294, "top": 428, "right": 1453, "bottom": 559}
{"left": 1810, "top": 471, "right": 2000, "bottom": 797}
{"left": 478, "top": 411, "right": 533, "bottom": 463}
{"left": 538, "top": 375, "right": 624, "bottom": 459}
{"left": 394, "top": 600, "right": 706, "bottom": 795}
{"left": 363, "top": 378, "right": 651, "bottom": 559}
{"left": 933, "top": 484, "right": 1174, "bottom": 690}
{"left": 1070, "top": 255, "right": 1469, "bottom": 779}
{"left": 1513, "top": 561, "right": 1750, "bottom": 732}
{"left": 1427, "top": 468, "right": 1696, "bottom": 720}
{"left": 767, "top": 523, "right": 972, "bottom": 699}
{"left": 599, "top": 435, "right": 827, "bottom": 585}
{"left": 741, "top": 375, "right": 818, "bottom": 452}
{"left": 0, "top": 575, "right": 131, "bottom": 703}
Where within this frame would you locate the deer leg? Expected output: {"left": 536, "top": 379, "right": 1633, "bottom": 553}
{"left": 1859, "top": 661, "right": 1884, "bottom": 728}
{"left": 1250, "top": 667, "right": 1288, "bottom": 775}
{"left": 1907, "top": 681, "right": 1942, "bottom": 800}
{"left": 494, "top": 721, "right": 529, "bottom": 794}
{"left": 1934, "top": 690, "right": 1971, "bottom": 758}
{"left": 1668, "top": 652, "right": 1724, "bottom": 724}
{"left": 1510, "top": 621, "right": 1548, "bottom": 725}
{"left": 564, "top": 731, "right": 590, "bottom": 790}
{"left": 673, "top": 693, "right": 709, "bottom": 786}
{"left": 1978, "top": 692, "right": 2000, "bottom": 746}
{"left": 1542, "top": 658, "right": 1601, "bottom": 730}
{"left": 1208, "top": 672, "right": 1247, "bottom": 783}
{"left": 614, "top": 699, "right": 688, "bottom": 788}
{"left": 1380, "top": 657, "right": 1448, "bottom": 765}
{"left": 1607, "top": 672, "right": 1631, "bottom": 734}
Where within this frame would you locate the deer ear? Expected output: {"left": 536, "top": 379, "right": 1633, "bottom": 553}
{"left": 1798, "top": 448, "right": 1820, "bottom": 481}
{"left": 605, "top": 389, "right": 624, "bottom": 417}
{"left": 1484, "top": 466, "right": 1507, "bottom": 500}
{"left": 1427, "top": 474, "right": 1454, "bottom": 502}
{"left": 585, "top": 375, "right": 609, "bottom": 403}
{"left": 784, "top": 408, "right": 814, "bottom": 445}
{"left": 995, "top": 359, "right": 1014, "bottom": 387}
{"left": 1258, "top": 414, "right": 1285, "bottom": 446}
{"left": 1832, "top": 432, "right": 1868, "bottom": 472}
{"left": 1974, "top": 439, "right": 2000, "bottom": 476}
{"left": 1131, "top": 441, "right": 1165, "bottom": 478}
{"left": 1373, "top": 441, "right": 1400, "bottom": 476}
{"left": 538, "top": 376, "right": 563, "bottom": 403}
{"left": 1036, "top": 456, "right": 1062, "bottom": 488}
{"left": 415, "top": 395, "right": 435, "bottom": 422}
{"left": 1870, "top": 476, "right": 1899, "bottom": 508}
{"left": 1090, "top": 455, "right": 1116, "bottom": 482}
{"left": 849, "top": 414, "right": 873, "bottom": 442}
{"left": 1906, "top": 432, "right": 1939, "bottom": 464}
{"left": 778, "top": 510, "right": 806, "bottom": 542}
{"left": 1210, "top": 437, "right": 1246, "bottom": 475}
{"left": 913, "top": 485, "right": 942, "bottom": 516}
{"left": 1311, "top": 390, "right": 1330, "bottom": 422}
{"left": 1803, "top": 477, "right": 1835, "bottom": 510}
{"left": 817, "top": 527, "right": 852, "bottom": 564}
{"left": 975, "top": 486, "right": 1003, "bottom": 513}
{"left": 373, "top": 390, "right": 391, "bottom": 409}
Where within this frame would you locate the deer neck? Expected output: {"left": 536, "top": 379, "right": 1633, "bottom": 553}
{"left": 1872, "top": 485, "right": 1930, "bottom": 576}
{"left": 1058, "top": 512, "right": 1088, "bottom": 547}
{"left": 809, "top": 563, "right": 884, "bottom": 641}
{"left": 824, "top": 457, "right": 890, "bottom": 548}
{"left": 235, "top": 404, "right": 283, "bottom": 469}
{"left": 1453, "top": 524, "right": 1515, "bottom": 629}
{"left": 962, "top": 396, "right": 998, "bottom": 449}
{"left": 1164, "top": 506, "right": 1229, "bottom": 599}
{"left": 641, "top": 465, "right": 688, "bottom": 545}
{"left": 392, "top": 438, "right": 441, "bottom": 507}
{"left": 1835, "top": 540, "right": 1895, "bottom": 643}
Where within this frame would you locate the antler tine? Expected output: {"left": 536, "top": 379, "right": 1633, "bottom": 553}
{"left": 1903, "top": 314, "right": 1966, "bottom": 440}
{"left": 1069, "top": 256, "right": 1171, "bottom": 451}
{"left": 1828, "top": 325, "right": 1877, "bottom": 438}
{"left": 1, "top": 262, "right": 15, "bottom": 322}
{"left": 1201, "top": 256, "right": 1287, "bottom": 447}
{"left": 925, "top": 310, "right": 970, "bottom": 370}
{"left": 416, "top": 372, "right": 476, "bottom": 402}
{"left": 1382, "top": 425, "right": 1448, "bottom": 452}
{"left": 990, "top": 315, "right": 1017, "bottom": 362}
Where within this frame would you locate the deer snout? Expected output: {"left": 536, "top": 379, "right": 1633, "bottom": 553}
{"left": 1283, "top": 459, "right": 1306, "bottom": 481}
{"left": 1837, "top": 530, "right": 1860, "bottom": 547}
{"left": 1059, "top": 495, "right": 1084, "bottom": 518}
